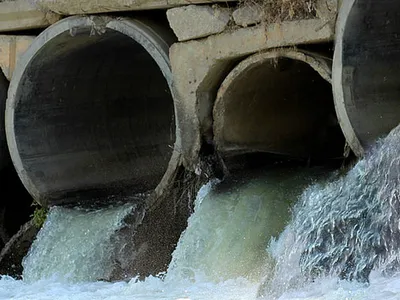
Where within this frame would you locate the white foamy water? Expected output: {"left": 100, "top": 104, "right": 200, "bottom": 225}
{"left": 22, "top": 203, "right": 134, "bottom": 283}
{"left": 274, "top": 272, "right": 400, "bottom": 300}
{"left": 3, "top": 271, "right": 400, "bottom": 300}
{"left": 0, "top": 275, "right": 259, "bottom": 300}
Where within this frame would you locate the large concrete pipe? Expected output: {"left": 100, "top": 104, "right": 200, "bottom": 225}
{"left": 214, "top": 49, "right": 345, "bottom": 161}
{"left": 6, "top": 16, "right": 179, "bottom": 207}
{"left": 333, "top": 0, "right": 400, "bottom": 156}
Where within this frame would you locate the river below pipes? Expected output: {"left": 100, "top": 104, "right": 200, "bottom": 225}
{"left": 2, "top": 127, "right": 400, "bottom": 300}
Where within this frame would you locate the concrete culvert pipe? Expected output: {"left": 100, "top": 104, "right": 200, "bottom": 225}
{"left": 6, "top": 16, "right": 179, "bottom": 207}
{"left": 333, "top": 0, "right": 400, "bottom": 157}
{"left": 213, "top": 49, "right": 345, "bottom": 160}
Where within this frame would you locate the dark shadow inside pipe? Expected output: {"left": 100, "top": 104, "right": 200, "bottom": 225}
{"left": 0, "top": 165, "right": 34, "bottom": 250}
{"left": 14, "top": 28, "right": 175, "bottom": 205}
{"left": 215, "top": 57, "right": 345, "bottom": 160}
{"left": 0, "top": 70, "right": 8, "bottom": 171}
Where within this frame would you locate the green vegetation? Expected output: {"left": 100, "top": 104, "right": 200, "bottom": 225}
{"left": 31, "top": 203, "right": 48, "bottom": 228}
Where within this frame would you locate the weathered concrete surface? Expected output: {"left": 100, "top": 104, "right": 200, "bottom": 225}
{"left": 0, "top": 35, "right": 34, "bottom": 80}
{"left": 213, "top": 49, "right": 344, "bottom": 159}
{"left": 0, "top": 0, "right": 60, "bottom": 32}
{"left": 315, "top": 0, "right": 339, "bottom": 23}
{"left": 35, "top": 0, "right": 234, "bottom": 15}
{"left": 232, "top": 5, "right": 264, "bottom": 27}
{"left": 170, "top": 18, "right": 335, "bottom": 170}
{"left": 333, "top": 0, "right": 400, "bottom": 157}
{"left": 166, "top": 5, "right": 230, "bottom": 41}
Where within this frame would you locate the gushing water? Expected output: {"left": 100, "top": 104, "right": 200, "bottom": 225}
{"left": 0, "top": 167, "right": 316, "bottom": 299}
{"left": 22, "top": 203, "right": 134, "bottom": 283}
{"left": 3, "top": 125, "right": 400, "bottom": 300}
{"left": 259, "top": 125, "right": 400, "bottom": 298}
{"left": 167, "top": 168, "right": 315, "bottom": 282}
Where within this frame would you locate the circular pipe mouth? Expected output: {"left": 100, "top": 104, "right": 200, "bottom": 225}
{"left": 333, "top": 0, "right": 400, "bottom": 156}
{"left": 6, "top": 16, "right": 178, "bottom": 207}
{"left": 213, "top": 49, "right": 345, "bottom": 161}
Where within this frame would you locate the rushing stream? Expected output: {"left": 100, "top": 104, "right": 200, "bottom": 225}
{"left": 2, "top": 126, "right": 400, "bottom": 299}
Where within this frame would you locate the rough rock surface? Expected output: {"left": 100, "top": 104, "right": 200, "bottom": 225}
{"left": 232, "top": 5, "right": 264, "bottom": 27}
{"left": 0, "top": 0, "right": 60, "bottom": 32}
{"left": 315, "top": 0, "right": 338, "bottom": 22}
{"left": 0, "top": 219, "right": 39, "bottom": 278}
{"left": 167, "top": 5, "right": 231, "bottom": 41}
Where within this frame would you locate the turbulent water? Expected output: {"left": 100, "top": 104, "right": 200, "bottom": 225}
{"left": 2, "top": 126, "right": 400, "bottom": 300}
{"left": 166, "top": 169, "right": 316, "bottom": 283}
{"left": 22, "top": 203, "right": 134, "bottom": 283}
{"left": 259, "top": 125, "right": 400, "bottom": 298}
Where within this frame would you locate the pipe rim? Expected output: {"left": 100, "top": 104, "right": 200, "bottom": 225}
{"left": 6, "top": 15, "right": 181, "bottom": 204}
{"left": 331, "top": 0, "right": 364, "bottom": 157}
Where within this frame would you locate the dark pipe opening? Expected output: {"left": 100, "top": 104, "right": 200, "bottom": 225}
{"left": 0, "top": 70, "right": 8, "bottom": 171}
{"left": 214, "top": 55, "right": 345, "bottom": 160}
{"left": 14, "top": 28, "right": 175, "bottom": 206}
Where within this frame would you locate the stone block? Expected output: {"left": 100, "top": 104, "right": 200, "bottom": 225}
{"left": 0, "top": 0, "right": 60, "bottom": 32}
{"left": 36, "top": 0, "right": 235, "bottom": 15}
{"left": 166, "top": 5, "right": 231, "bottom": 41}
{"left": 232, "top": 5, "right": 264, "bottom": 27}
{"left": 0, "top": 35, "right": 35, "bottom": 80}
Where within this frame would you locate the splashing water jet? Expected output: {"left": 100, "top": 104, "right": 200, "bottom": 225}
{"left": 259, "top": 123, "right": 400, "bottom": 298}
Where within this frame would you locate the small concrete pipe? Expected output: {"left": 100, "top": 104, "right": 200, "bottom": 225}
{"left": 333, "top": 0, "right": 400, "bottom": 156}
{"left": 213, "top": 49, "right": 345, "bottom": 160}
{"left": 6, "top": 16, "right": 179, "bottom": 207}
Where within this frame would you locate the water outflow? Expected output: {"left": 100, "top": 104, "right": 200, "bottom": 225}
{"left": 22, "top": 204, "right": 134, "bottom": 283}
{"left": 260, "top": 124, "right": 400, "bottom": 298}
{"left": 167, "top": 168, "right": 318, "bottom": 283}
{"left": 4, "top": 139, "right": 400, "bottom": 300}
